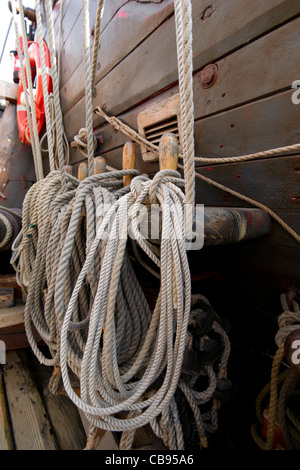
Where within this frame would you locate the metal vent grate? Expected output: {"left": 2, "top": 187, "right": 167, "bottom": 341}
{"left": 137, "top": 94, "right": 181, "bottom": 162}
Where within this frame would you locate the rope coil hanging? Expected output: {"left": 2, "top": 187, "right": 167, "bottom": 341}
{"left": 10, "top": 0, "right": 232, "bottom": 450}
{"left": 251, "top": 293, "right": 300, "bottom": 450}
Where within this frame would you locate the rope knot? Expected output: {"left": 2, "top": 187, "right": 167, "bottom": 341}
{"left": 73, "top": 128, "right": 97, "bottom": 155}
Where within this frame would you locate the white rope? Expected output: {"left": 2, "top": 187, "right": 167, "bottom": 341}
{"left": 44, "top": 0, "right": 67, "bottom": 191}
{"left": 275, "top": 294, "right": 300, "bottom": 348}
{"left": 59, "top": 172, "right": 192, "bottom": 432}
{"left": 11, "top": 1, "right": 44, "bottom": 181}
{"left": 174, "top": 0, "right": 195, "bottom": 237}
{"left": 10, "top": 0, "right": 231, "bottom": 450}
{"left": 35, "top": 0, "right": 55, "bottom": 172}
{"left": 81, "top": 0, "right": 95, "bottom": 176}
{"left": 0, "top": 213, "right": 13, "bottom": 249}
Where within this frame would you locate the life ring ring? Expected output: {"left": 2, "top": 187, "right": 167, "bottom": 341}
{"left": 17, "top": 41, "right": 52, "bottom": 145}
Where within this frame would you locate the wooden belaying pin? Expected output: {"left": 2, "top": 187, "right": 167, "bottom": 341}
{"left": 78, "top": 162, "right": 88, "bottom": 181}
{"left": 158, "top": 133, "right": 179, "bottom": 172}
{"left": 122, "top": 142, "right": 136, "bottom": 187}
{"left": 94, "top": 156, "right": 106, "bottom": 174}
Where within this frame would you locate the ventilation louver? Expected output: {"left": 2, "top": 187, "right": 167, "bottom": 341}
{"left": 137, "top": 94, "right": 181, "bottom": 162}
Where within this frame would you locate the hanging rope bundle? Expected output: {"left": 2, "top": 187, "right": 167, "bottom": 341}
{"left": 59, "top": 165, "right": 192, "bottom": 434}
{"left": 251, "top": 292, "right": 300, "bottom": 450}
{"left": 21, "top": 169, "right": 136, "bottom": 380}
{"left": 55, "top": 134, "right": 230, "bottom": 450}
{"left": 10, "top": 0, "right": 231, "bottom": 450}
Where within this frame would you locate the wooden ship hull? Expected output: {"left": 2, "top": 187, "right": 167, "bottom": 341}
{"left": 0, "top": 0, "right": 300, "bottom": 451}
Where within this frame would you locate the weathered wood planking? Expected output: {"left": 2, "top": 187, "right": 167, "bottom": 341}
{"left": 0, "top": 274, "right": 22, "bottom": 299}
{"left": 62, "top": 0, "right": 300, "bottom": 140}
{"left": 58, "top": 0, "right": 98, "bottom": 90}
{"left": 68, "top": 87, "right": 300, "bottom": 170}
{"left": 55, "top": 0, "right": 128, "bottom": 92}
{"left": 260, "top": 210, "right": 300, "bottom": 250}
{"left": 0, "top": 288, "right": 14, "bottom": 309}
{"left": 31, "top": 358, "right": 86, "bottom": 450}
{"left": 194, "top": 156, "right": 300, "bottom": 210}
{"left": 0, "top": 302, "right": 24, "bottom": 329}
{"left": 193, "top": 90, "right": 300, "bottom": 163}
{"left": 3, "top": 350, "right": 58, "bottom": 450}
{"left": 0, "top": 80, "right": 18, "bottom": 103}
{"left": 0, "top": 369, "right": 13, "bottom": 450}
{"left": 100, "top": 0, "right": 131, "bottom": 31}
{"left": 59, "top": 0, "right": 174, "bottom": 115}
{"left": 56, "top": 0, "right": 129, "bottom": 48}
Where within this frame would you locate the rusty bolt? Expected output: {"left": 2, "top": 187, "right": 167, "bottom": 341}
{"left": 199, "top": 64, "right": 218, "bottom": 89}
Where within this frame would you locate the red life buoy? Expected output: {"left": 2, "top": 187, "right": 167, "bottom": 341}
{"left": 17, "top": 41, "right": 52, "bottom": 145}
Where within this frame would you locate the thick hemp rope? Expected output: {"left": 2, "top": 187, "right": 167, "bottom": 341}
{"left": 173, "top": 0, "right": 195, "bottom": 238}
{"left": 36, "top": 0, "right": 70, "bottom": 172}
{"left": 11, "top": 1, "right": 44, "bottom": 181}
{"left": 57, "top": 172, "right": 230, "bottom": 449}
{"left": 251, "top": 293, "right": 300, "bottom": 450}
{"left": 22, "top": 170, "right": 137, "bottom": 372}
{"left": 11, "top": 0, "right": 231, "bottom": 450}
{"left": 11, "top": 0, "right": 75, "bottom": 295}
{"left": 35, "top": 0, "right": 55, "bottom": 172}
{"left": 44, "top": 0, "right": 67, "bottom": 191}
{"left": 0, "top": 207, "right": 22, "bottom": 250}
{"left": 59, "top": 172, "right": 192, "bottom": 433}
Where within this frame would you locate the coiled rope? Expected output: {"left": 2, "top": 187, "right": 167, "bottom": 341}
{"left": 11, "top": 0, "right": 232, "bottom": 450}
{"left": 251, "top": 293, "right": 300, "bottom": 450}
{"left": 0, "top": 207, "right": 22, "bottom": 251}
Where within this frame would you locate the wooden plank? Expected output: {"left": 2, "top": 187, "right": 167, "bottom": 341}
{"left": 0, "top": 274, "right": 22, "bottom": 299}
{"left": 62, "top": 0, "right": 300, "bottom": 140}
{"left": 0, "top": 367, "right": 13, "bottom": 450}
{"left": 0, "top": 274, "right": 17, "bottom": 288}
{"left": 0, "top": 302, "right": 24, "bottom": 328}
{"left": 0, "top": 288, "right": 14, "bottom": 309}
{"left": 101, "top": 0, "right": 130, "bottom": 31}
{"left": 0, "top": 80, "right": 18, "bottom": 103}
{"left": 194, "top": 155, "right": 300, "bottom": 210}
{"left": 69, "top": 85, "right": 177, "bottom": 167}
{"left": 31, "top": 358, "right": 86, "bottom": 450}
{"left": 0, "top": 323, "right": 44, "bottom": 351}
{"left": 3, "top": 350, "right": 58, "bottom": 450}
{"left": 259, "top": 210, "right": 300, "bottom": 249}
{"left": 60, "top": 0, "right": 174, "bottom": 114}
{"left": 193, "top": 90, "right": 300, "bottom": 164}
{"left": 79, "top": 410, "right": 119, "bottom": 450}
{"left": 69, "top": 88, "right": 300, "bottom": 168}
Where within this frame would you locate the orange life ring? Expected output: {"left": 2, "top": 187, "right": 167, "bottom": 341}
{"left": 17, "top": 41, "right": 52, "bottom": 145}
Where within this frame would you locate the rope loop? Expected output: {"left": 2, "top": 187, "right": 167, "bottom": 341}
{"left": 73, "top": 128, "right": 97, "bottom": 157}
{"left": 149, "top": 170, "right": 182, "bottom": 205}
